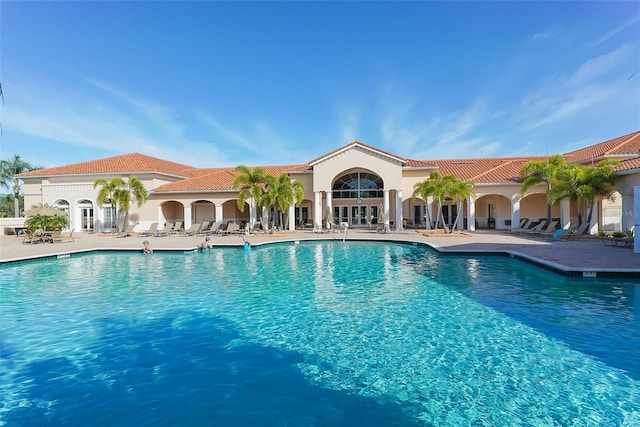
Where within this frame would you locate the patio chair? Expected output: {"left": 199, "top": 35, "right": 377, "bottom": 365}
{"left": 557, "top": 223, "right": 590, "bottom": 240}
{"left": 48, "top": 229, "right": 63, "bottom": 243}
{"left": 22, "top": 229, "right": 37, "bottom": 244}
{"left": 140, "top": 222, "right": 159, "bottom": 237}
{"left": 520, "top": 220, "right": 548, "bottom": 234}
{"left": 183, "top": 223, "right": 202, "bottom": 236}
{"left": 203, "top": 221, "right": 223, "bottom": 235}
{"left": 170, "top": 221, "right": 184, "bottom": 235}
{"left": 195, "top": 221, "right": 211, "bottom": 236}
{"left": 115, "top": 224, "right": 136, "bottom": 238}
{"left": 511, "top": 219, "right": 532, "bottom": 232}
{"left": 224, "top": 222, "right": 240, "bottom": 235}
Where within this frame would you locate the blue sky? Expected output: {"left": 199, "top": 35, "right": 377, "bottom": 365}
{"left": 2, "top": 1, "right": 639, "bottom": 169}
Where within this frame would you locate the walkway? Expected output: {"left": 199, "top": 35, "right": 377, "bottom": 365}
{"left": 1, "top": 228, "right": 638, "bottom": 277}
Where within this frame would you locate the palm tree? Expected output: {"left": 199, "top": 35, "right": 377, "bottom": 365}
{"left": 263, "top": 173, "right": 305, "bottom": 230}
{"left": 520, "top": 155, "right": 566, "bottom": 225}
{"left": 412, "top": 181, "right": 432, "bottom": 229}
{"left": 412, "top": 171, "right": 450, "bottom": 232}
{"left": 582, "top": 159, "right": 619, "bottom": 226}
{"left": 0, "top": 155, "right": 42, "bottom": 217}
{"left": 446, "top": 176, "right": 475, "bottom": 232}
{"left": 93, "top": 177, "right": 148, "bottom": 231}
{"left": 93, "top": 178, "right": 122, "bottom": 230}
{"left": 552, "top": 163, "right": 588, "bottom": 226}
{"left": 233, "top": 165, "right": 269, "bottom": 230}
{"left": 116, "top": 177, "right": 149, "bottom": 232}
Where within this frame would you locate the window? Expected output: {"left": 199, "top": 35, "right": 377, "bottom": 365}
{"left": 332, "top": 172, "right": 383, "bottom": 199}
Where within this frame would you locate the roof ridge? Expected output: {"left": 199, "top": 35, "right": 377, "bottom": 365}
{"left": 604, "top": 131, "right": 640, "bottom": 155}
{"left": 469, "top": 159, "right": 516, "bottom": 181}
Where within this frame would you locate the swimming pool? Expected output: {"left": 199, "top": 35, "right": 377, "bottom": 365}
{"left": 1, "top": 241, "right": 639, "bottom": 426}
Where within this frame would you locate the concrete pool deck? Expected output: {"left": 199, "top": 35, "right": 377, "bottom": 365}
{"left": 1, "top": 228, "right": 638, "bottom": 277}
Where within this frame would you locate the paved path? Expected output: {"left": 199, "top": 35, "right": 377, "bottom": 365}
{"left": 2, "top": 228, "right": 638, "bottom": 277}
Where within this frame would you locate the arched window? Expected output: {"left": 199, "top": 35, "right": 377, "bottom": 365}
{"left": 332, "top": 172, "right": 383, "bottom": 199}
{"left": 53, "top": 199, "right": 70, "bottom": 217}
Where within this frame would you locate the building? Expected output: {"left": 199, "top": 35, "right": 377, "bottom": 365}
{"left": 17, "top": 130, "right": 640, "bottom": 235}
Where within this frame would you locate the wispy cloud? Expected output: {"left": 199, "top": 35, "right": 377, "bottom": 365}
{"left": 84, "top": 77, "right": 185, "bottom": 136}
{"left": 588, "top": 15, "right": 640, "bottom": 49}
{"left": 531, "top": 30, "right": 551, "bottom": 42}
{"left": 519, "top": 43, "right": 633, "bottom": 130}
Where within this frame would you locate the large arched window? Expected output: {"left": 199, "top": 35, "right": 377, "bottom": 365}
{"left": 332, "top": 172, "right": 383, "bottom": 199}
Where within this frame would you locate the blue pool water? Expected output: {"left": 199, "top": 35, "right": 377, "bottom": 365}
{"left": 1, "top": 241, "right": 639, "bottom": 426}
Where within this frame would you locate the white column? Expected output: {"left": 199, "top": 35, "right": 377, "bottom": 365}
{"left": 621, "top": 194, "right": 633, "bottom": 231}
{"left": 248, "top": 199, "right": 256, "bottom": 228}
{"left": 511, "top": 197, "right": 521, "bottom": 230}
{"left": 314, "top": 191, "right": 322, "bottom": 232}
{"left": 589, "top": 200, "right": 599, "bottom": 235}
{"left": 325, "top": 192, "right": 333, "bottom": 229}
{"left": 383, "top": 190, "right": 390, "bottom": 229}
{"left": 634, "top": 186, "right": 639, "bottom": 254}
{"left": 215, "top": 204, "right": 223, "bottom": 223}
{"left": 288, "top": 204, "right": 295, "bottom": 231}
{"left": 560, "top": 198, "right": 571, "bottom": 229}
{"left": 157, "top": 205, "right": 165, "bottom": 229}
{"left": 395, "top": 190, "right": 403, "bottom": 231}
{"left": 468, "top": 195, "right": 476, "bottom": 231}
{"left": 184, "top": 204, "right": 192, "bottom": 229}
{"left": 426, "top": 198, "right": 433, "bottom": 229}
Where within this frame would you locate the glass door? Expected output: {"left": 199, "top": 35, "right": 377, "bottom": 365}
{"left": 81, "top": 207, "right": 94, "bottom": 231}
{"left": 350, "top": 205, "right": 369, "bottom": 227}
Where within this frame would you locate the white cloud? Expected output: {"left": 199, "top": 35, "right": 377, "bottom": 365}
{"left": 567, "top": 44, "right": 633, "bottom": 86}
{"left": 588, "top": 15, "right": 640, "bottom": 49}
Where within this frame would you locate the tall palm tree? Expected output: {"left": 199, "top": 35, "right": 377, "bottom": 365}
{"left": 412, "top": 181, "right": 432, "bottom": 229}
{"left": 552, "top": 164, "right": 583, "bottom": 225}
{"left": 93, "top": 177, "right": 122, "bottom": 230}
{"left": 116, "top": 177, "right": 149, "bottom": 232}
{"left": 233, "top": 165, "right": 268, "bottom": 230}
{"left": 582, "top": 159, "right": 619, "bottom": 226}
{"left": 0, "top": 155, "right": 42, "bottom": 217}
{"left": 412, "top": 171, "right": 450, "bottom": 232}
{"left": 263, "top": 173, "right": 305, "bottom": 230}
{"left": 520, "top": 154, "right": 566, "bottom": 225}
{"left": 446, "top": 176, "right": 475, "bottom": 232}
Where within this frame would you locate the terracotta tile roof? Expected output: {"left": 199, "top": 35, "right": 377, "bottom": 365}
{"left": 17, "top": 153, "right": 200, "bottom": 178}
{"left": 153, "top": 164, "right": 309, "bottom": 193}
{"left": 615, "top": 157, "right": 640, "bottom": 173}
{"left": 409, "top": 156, "right": 548, "bottom": 184}
{"left": 563, "top": 131, "right": 640, "bottom": 164}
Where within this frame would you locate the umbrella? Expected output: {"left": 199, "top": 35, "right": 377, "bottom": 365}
{"left": 325, "top": 206, "right": 333, "bottom": 229}
{"left": 24, "top": 206, "right": 66, "bottom": 217}
{"left": 377, "top": 204, "right": 385, "bottom": 224}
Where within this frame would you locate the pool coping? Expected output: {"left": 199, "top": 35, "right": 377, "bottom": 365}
{"left": 2, "top": 237, "right": 639, "bottom": 279}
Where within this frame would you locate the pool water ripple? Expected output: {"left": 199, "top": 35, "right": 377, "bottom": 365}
{"left": 1, "top": 241, "right": 639, "bottom": 426}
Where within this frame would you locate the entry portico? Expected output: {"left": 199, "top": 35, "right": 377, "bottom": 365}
{"left": 308, "top": 141, "right": 405, "bottom": 232}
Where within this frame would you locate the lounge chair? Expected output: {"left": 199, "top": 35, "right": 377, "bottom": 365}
{"left": 183, "top": 223, "right": 202, "bottom": 236}
{"left": 530, "top": 220, "right": 558, "bottom": 237}
{"left": 195, "top": 221, "right": 211, "bottom": 235}
{"left": 115, "top": 224, "right": 136, "bottom": 238}
{"left": 520, "top": 220, "right": 548, "bottom": 234}
{"left": 140, "top": 222, "right": 159, "bottom": 237}
{"left": 169, "top": 221, "right": 184, "bottom": 235}
{"left": 511, "top": 219, "right": 532, "bottom": 232}
{"left": 224, "top": 222, "right": 240, "bottom": 235}
{"left": 557, "top": 222, "right": 590, "bottom": 240}
{"left": 376, "top": 222, "right": 386, "bottom": 234}
{"left": 203, "top": 221, "right": 222, "bottom": 235}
